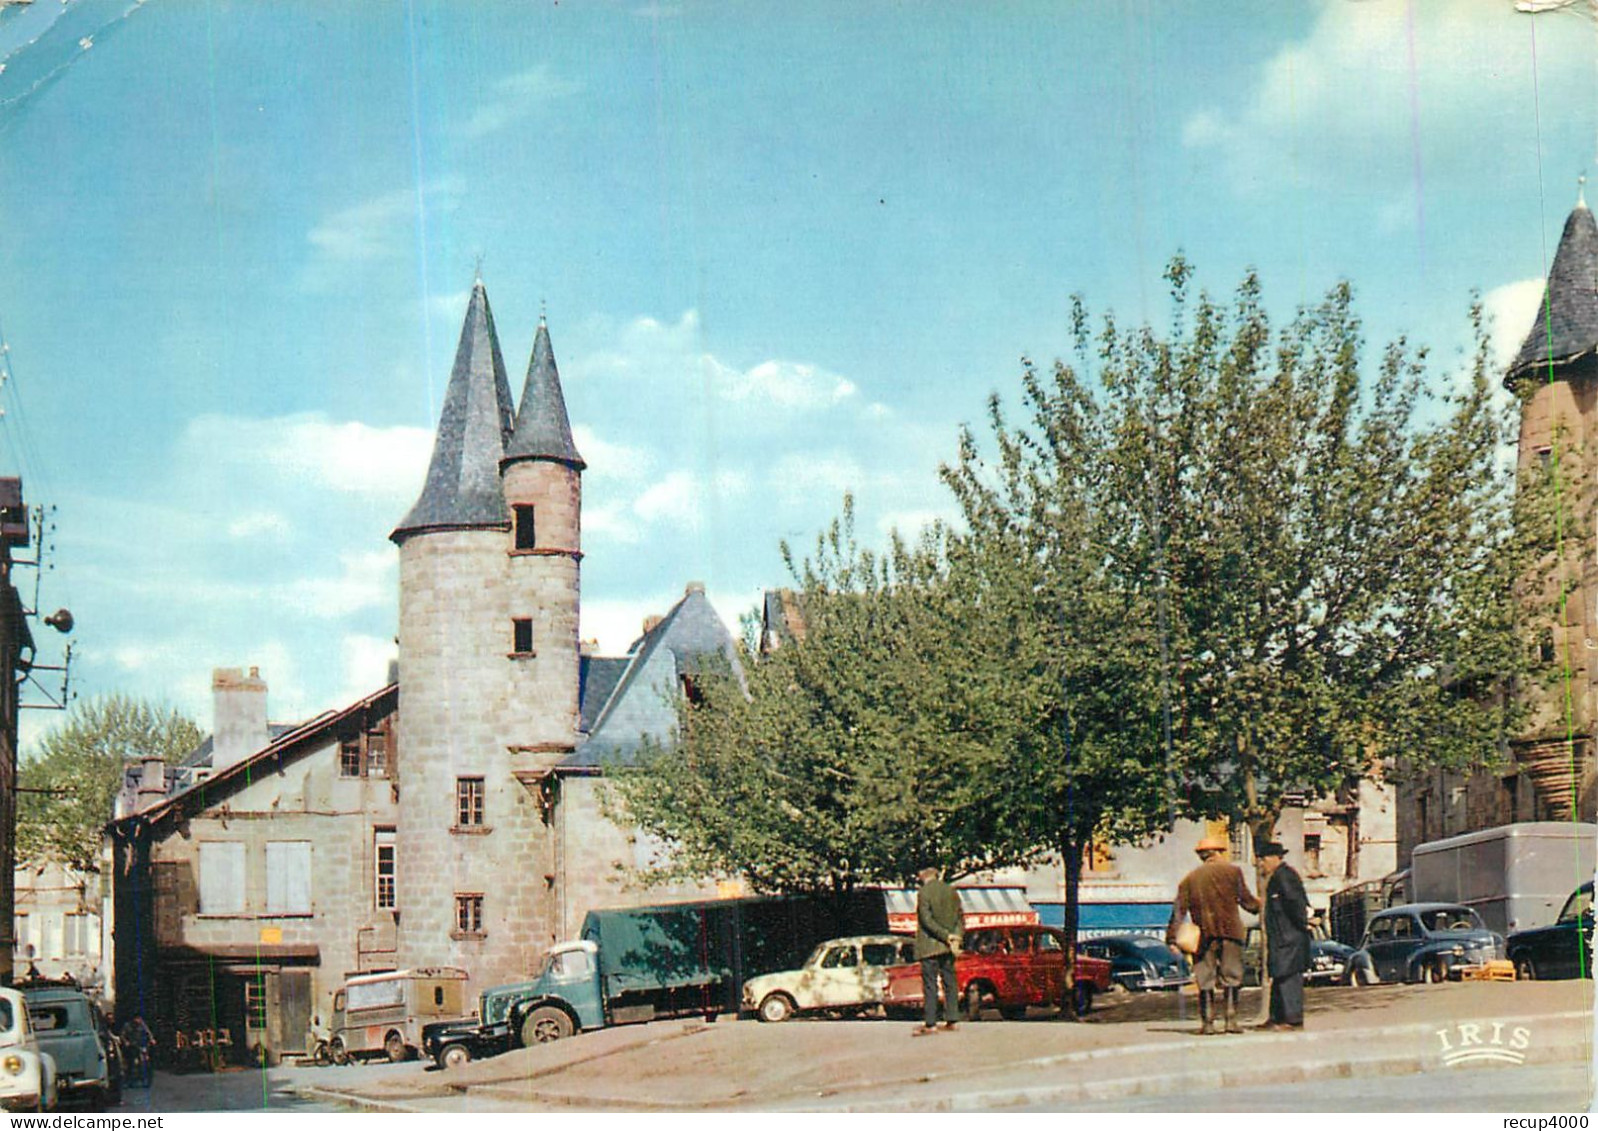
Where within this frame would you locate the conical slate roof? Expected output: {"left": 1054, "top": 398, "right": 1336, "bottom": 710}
{"left": 504, "top": 317, "right": 584, "bottom": 469}
{"left": 1507, "top": 198, "right": 1598, "bottom": 387}
{"left": 391, "top": 281, "right": 517, "bottom": 542}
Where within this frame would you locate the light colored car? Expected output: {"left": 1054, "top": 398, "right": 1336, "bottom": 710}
{"left": 743, "top": 935, "right": 916, "bottom": 1022}
{"left": 23, "top": 986, "right": 115, "bottom": 1108}
{"left": 0, "top": 987, "right": 57, "bottom": 1112}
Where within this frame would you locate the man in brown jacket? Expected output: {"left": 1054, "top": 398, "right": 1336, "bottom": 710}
{"left": 1167, "top": 833, "right": 1260, "bottom": 1035}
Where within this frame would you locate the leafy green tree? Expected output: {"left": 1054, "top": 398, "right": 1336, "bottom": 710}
{"left": 950, "top": 259, "right": 1541, "bottom": 1012}
{"left": 18, "top": 695, "right": 202, "bottom": 871}
{"left": 608, "top": 500, "right": 1041, "bottom": 892}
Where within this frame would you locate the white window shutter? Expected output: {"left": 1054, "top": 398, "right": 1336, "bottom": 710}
{"left": 266, "top": 842, "right": 312, "bottom": 914}
{"left": 199, "top": 843, "right": 245, "bottom": 914}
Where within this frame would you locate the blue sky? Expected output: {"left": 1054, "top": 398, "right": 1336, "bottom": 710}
{"left": 0, "top": 0, "right": 1593, "bottom": 743}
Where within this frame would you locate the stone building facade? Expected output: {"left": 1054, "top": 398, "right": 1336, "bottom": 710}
{"left": 1398, "top": 189, "right": 1598, "bottom": 861}
{"left": 108, "top": 677, "right": 398, "bottom": 1063}
{"left": 108, "top": 286, "right": 735, "bottom": 1058}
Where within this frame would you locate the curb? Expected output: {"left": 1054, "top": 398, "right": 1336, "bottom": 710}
{"left": 292, "top": 1009, "right": 1594, "bottom": 1113}
{"left": 827, "top": 1037, "right": 1590, "bottom": 1113}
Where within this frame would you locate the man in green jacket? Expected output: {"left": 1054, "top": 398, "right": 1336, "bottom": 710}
{"left": 913, "top": 863, "right": 964, "bottom": 1034}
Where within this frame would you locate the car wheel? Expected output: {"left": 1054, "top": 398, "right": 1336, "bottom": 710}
{"left": 440, "top": 1044, "right": 472, "bottom": 1070}
{"left": 330, "top": 1037, "right": 349, "bottom": 1066}
{"left": 757, "top": 993, "right": 795, "bottom": 1023}
{"left": 963, "top": 983, "right": 986, "bottom": 1022}
{"left": 1514, "top": 955, "right": 1537, "bottom": 981}
{"left": 384, "top": 1031, "right": 409, "bottom": 1063}
{"left": 521, "top": 1006, "right": 574, "bottom": 1045}
{"left": 1421, "top": 961, "right": 1445, "bottom": 985}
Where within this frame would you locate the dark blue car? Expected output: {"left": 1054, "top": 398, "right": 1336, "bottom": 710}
{"left": 1347, "top": 903, "right": 1504, "bottom": 985}
{"left": 1077, "top": 934, "right": 1191, "bottom": 991}
{"left": 1507, "top": 882, "right": 1593, "bottom": 981}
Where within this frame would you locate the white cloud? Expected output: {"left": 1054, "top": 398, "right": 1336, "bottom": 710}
{"left": 227, "top": 511, "right": 291, "bottom": 540}
{"left": 276, "top": 550, "right": 394, "bottom": 619}
{"left": 631, "top": 469, "right": 751, "bottom": 529}
{"left": 582, "top": 501, "right": 645, "bottom": 546}
{"left": 1182, "top": 5, "right": 1569, "bottom": 196}
{"left": 769, "top": 452, "right": 861, "bottom": 506}
{"left": 1482, "top": 276, "right": 1546, "bottom": 372}
{"left": 571, "top": 425, "right": 653, "bottom": 481}
{"left": 710, "top": 358, "right": 857, "bottom": 409}
{"left": 463, "top": 66, "right": 580, "bottom": 140}
{"left": 186, "top": 413, "right": 433, "bottom": 505}
{"left": 302, "top": 178, "right": 463, "bottom": 289}
{"left": 340, "top": 633, "right": 398, "bottom": 703}
{"left": 578, "top": 311, "right": 860, "bottom": 413}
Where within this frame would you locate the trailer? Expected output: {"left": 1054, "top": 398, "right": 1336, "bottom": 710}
{"left": 1410, "top": 821, "right": 1596, "bottom": 936}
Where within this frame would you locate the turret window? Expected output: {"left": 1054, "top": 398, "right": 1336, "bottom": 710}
{"left": 512, "top": 618, "right": 534, "bottom": 656}
{"left": 454, "top": 893, "right": 484, "bottom": 935}
{"left": 514, "top": 505, "right": 536, "bottom": 550}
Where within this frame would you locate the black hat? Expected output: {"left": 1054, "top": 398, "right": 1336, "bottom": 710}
{"left": 1258, "top": 841, "right": 1288, "bottom": 858}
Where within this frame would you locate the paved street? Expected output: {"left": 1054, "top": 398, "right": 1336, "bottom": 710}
{"left": 112, "top": 1066, "right": 363, "bottom": 1113}
{"left": 288, "top": 979, "right": 1594, "bottom": 1114}
{"left": 1060, "top": 1061, "right": 1594, "bottom": 1113}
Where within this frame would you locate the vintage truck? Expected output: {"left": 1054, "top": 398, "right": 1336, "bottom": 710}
{"left": 1410, "top": 821, "right": 1596, "bottom": 937}
{"left": 423, "top": 890, "right": 888, "bottom": 1067}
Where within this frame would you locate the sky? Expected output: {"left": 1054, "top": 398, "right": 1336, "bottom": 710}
{"left": 0, "top": 0, "right": 1593, "bottom": 745}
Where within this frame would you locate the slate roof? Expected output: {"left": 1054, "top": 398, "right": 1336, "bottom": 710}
{"left": 1507, "top": 199, "right": 1598, "bottom": 387}
{"left": 566, "top": 585, "right": 743, "bottom": 767}
{"left": 578, "top": 654, "right": 630, "bottom": 733}
{"left": 505, "top": 318, "right": 585, "bottom": 469}
{"left": 392, "top": 281, "right": 517, "bottom": 542}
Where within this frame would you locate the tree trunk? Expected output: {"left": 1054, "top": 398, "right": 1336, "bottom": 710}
{"left": 1059, "top": 831, "right": 1085, "bottom": 1020}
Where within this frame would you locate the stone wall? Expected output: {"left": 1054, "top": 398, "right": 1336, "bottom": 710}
{"left": 395, "top": 527, "right": 562, "bottom": 990}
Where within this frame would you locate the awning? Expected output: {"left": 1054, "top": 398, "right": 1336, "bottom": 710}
{"left": 157, "top": 943, "right": 320, "bottom": 964}
{"left": 1035, "top": 901, "right": 1172, "bottom": 938}
{"left": 885, "top": 887, "right": 1039, "bottom": 934}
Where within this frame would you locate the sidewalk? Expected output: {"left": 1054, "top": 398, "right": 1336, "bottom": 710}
{"left": 296, "top": 981, "right": 1594, "bottom": 1112}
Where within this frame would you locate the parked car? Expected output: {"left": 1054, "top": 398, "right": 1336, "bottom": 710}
{"left": 1507, "top": 881, "right": 1594, "bottom": 981}
{"left": 743, "top": 935, "right": 917, "bottom": 1022}
{"left": 1241, "top": 926, "right": 1355, "bottom": 987}
{"left": 329, "top": 968, "right": 471, "bottom": 1064}
{"left": 881, "top": 925, "right": 1114, "bottom": 1018}
{"left": 1077, "top": 934, "right": 1190, "bottom": 992}
{"left": 1346, "top": 903, "right": 1505, "bottom": 985}
{"left": 21, "top": 986, "right": 114, "bottom": 1109}
{"left": 1305, "top": 937, "right": 1356, "bottom": 986}
{"left": 424, "top": 892, "right": 891, "bottom": 1067}
{"left": 0, "top": 986, "right": 56, "bottom": 1112}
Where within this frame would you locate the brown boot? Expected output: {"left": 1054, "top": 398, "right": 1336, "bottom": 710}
{"left": 1197, "top": 991, "right": 1215, "bottom": 1036}
{"left": 1224, "top": 988, "right": 1243, "bottom": 1034}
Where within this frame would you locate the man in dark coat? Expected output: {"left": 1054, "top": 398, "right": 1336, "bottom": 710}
{"left": 912, "top": 863, "right": 964, "bottom": 1034}
{"left": 1167, "top": 833, "right": 1260, "bottom": 1034}
{"left": 1259, "top": 841, "right": 1311, "bottom": 1030}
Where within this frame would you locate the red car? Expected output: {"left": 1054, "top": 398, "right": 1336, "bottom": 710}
{"left": 883, "top": 925, "right": 1114, "bottom": 1019}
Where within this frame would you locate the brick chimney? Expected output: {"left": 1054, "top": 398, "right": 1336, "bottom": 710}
{"left": 212, "top": 666, "right": 269, "bottom": 772}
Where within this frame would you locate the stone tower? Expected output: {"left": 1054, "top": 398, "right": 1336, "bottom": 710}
{"left": 1505, "top": 186, "right": 1598, "bottom": 821}
{"left": 390, "top": 281, "right": 584, "bottom": 987}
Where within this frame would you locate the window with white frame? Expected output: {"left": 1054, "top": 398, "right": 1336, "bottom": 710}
{"left": 375, "top": 829, "right": 396, "bottom": 911}
{"left": 266, "top": 841, "right": 312, "bottom": 914}
{"left": 198, "top": 842, "right": 246, "bottom": 915}
{"left": 64, "top": 913, "right": 91, "bottom": 956}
